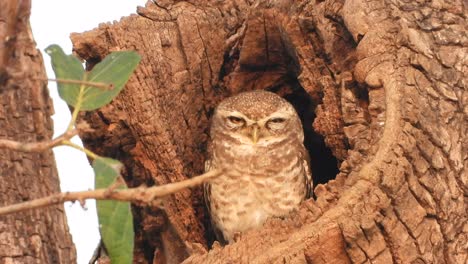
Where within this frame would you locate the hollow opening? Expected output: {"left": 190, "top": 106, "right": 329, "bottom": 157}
{"left": 273, "top": 78, "right": 341, "bottom": 187}
{"left": 203, "top": 19, "right": 350, "bottom": 245}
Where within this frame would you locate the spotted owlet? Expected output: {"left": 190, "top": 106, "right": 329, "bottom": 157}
{"left": 204, "top": 90, "right": 312, "bottom": 243}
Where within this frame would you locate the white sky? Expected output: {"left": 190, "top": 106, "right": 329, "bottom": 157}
{"left": 30, "top": 1, "right": 147, "bottom": 263}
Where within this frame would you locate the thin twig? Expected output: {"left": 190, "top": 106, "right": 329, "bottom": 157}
{"left": 0, "top": 169, "right": 222, "bottom": 216}
{"left": 0, "top": 129, "right": 79, "bottom": 152}
{"left": 62, "top": 140, "right": 99, "bottom": 159}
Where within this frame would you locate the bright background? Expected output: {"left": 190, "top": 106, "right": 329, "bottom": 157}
{"left": 30, "top": 1, "right": 147, "bottom": 263}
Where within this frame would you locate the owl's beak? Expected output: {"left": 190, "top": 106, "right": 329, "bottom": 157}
{"left": 251, "top": 125, "right": 259, "bottom": 144}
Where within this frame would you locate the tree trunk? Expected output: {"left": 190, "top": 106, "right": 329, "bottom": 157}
{"left": 0, "top": 0, "right": 76, "bottom": 263}
{"left": 70, "top": 0, "right": 466, "bottom": 263}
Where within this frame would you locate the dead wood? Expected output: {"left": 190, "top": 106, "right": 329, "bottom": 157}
{"left": 70, "top": 0, "right": 467, "bottom": 263}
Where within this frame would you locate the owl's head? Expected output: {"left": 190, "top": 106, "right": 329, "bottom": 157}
{"left": 211, "top": 90, "right": 304, "bottom": 146}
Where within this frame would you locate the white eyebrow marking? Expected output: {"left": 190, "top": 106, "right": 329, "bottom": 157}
{"left": 218, "top": 109, "right": 293, "bottom": 126}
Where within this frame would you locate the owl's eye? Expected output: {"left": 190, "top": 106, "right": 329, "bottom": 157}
{"left": 266, "top": 117, "right": 287, "bottom": 130}
{"left": 227, "top": 116, "right": 245, "bottom": 126}
{"left": 268, "top": 118, "right": 285, "bottom": 123}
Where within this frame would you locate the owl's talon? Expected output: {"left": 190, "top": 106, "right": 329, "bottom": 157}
{"left": 185, "top": 242, "right": 207, "bottom": 255}
{"left": 232, "top": 232, "right": 242, "bottom": 242}
{"left": 211, "top": 240, "right": 222, "bottom": 249}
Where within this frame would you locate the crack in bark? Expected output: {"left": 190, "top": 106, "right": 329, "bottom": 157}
{"left": 354, "top": 242, "right": 371, "bottom": 264}
{"left": 405, "top": 160, "right": 438, "bottom": 215}
{"left": 415, "top": 123, "right": 456, "bottom": 171}
{"left": 375, "top": 218, "right": 398, "bottom": 264}
{"left": 174, "top": 22, "right": 190, "bottom": 75}
{"left": 371, "top": 247, "right": 390, "bottom": 263}
{"left": 195, "top": 19, "right": 214, "bottom": 88}
{"left": 392, "top": 205, "right": 420, "bottom": 253}
{"left": 338, "top": 225, "right": 355, "bottom": 263}
{"left": 402, "top": 169, "right": 446, "bottom": 258}
{"left": 262, "top": 13, "right": 270, "bottom": 65}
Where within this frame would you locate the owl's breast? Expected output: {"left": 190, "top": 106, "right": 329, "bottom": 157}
{"left": 207, "top": 140, "right": 308, "bottom": 242}
{"left": 215, "top": 140, "right": 298, "bottom": 170}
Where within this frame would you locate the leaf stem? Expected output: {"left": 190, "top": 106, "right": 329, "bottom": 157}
{"left": 67, "top": 74, "right": 87, "bottom": 131}
{"left": 62, "top": 140, "right": 99, "bottom": 160}
{"left": 40, "top": 78, "right": 113, "bottom": 90}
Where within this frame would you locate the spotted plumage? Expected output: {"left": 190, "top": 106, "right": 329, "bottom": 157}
{"left": 204, "top": 90, "right": 312, "bottom": 243}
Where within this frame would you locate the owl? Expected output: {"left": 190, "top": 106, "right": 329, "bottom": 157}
{"left": 204, "top": 90, "right": 312, "bottom": 244}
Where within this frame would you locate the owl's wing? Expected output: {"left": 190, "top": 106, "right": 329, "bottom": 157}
{"left": 303, "top": 149, "right": 314, "bottom": 199}
{"left": 203, "top": 140, "right": 213, "bottom": 206}
{"left": 203, "top": 157, "right": 228, "bottom": 244}
{"left": 203, "top": 143, "right": 227, "bottom": 243}
{"left": 203, "top": 157, "right": 213, "bottom": 209}
{"left": 203, "top": 141, "right": 213, "bottom": 212}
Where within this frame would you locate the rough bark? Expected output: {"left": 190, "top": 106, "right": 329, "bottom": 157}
{"left": 70, "top": 0, "right": 466, "bottom": 263}
{"left": 0, "top": 0, "right": 77, "bottom": 263}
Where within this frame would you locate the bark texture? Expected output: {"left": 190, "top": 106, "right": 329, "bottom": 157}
{"left": 70, "top": 0, "right": 466, "bottom": 263}
{"left": 0, "top": 0, "right": 76, "bottom": 263}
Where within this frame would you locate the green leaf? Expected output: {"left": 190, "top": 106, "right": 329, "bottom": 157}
{"left": 45, "top": 44, "right": 85, "bottom": 106}
{"left": 93, "top": 158, "right": 134, "bottom": 264}
{"left": 83, "top": 51, "right": 140, "bottom": 110}
{"left": 45, "top": 44, "right": 141, "bottom": 111}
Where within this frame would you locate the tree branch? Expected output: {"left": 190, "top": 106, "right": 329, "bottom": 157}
{"left": 0, "top": 169, "right": 222, "bottom": 216}
{"left": 0, "top": 129, "right": 79, "bottom": 152}
{"left": 0, "top": 122, "right": 92, "bottom": 153}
